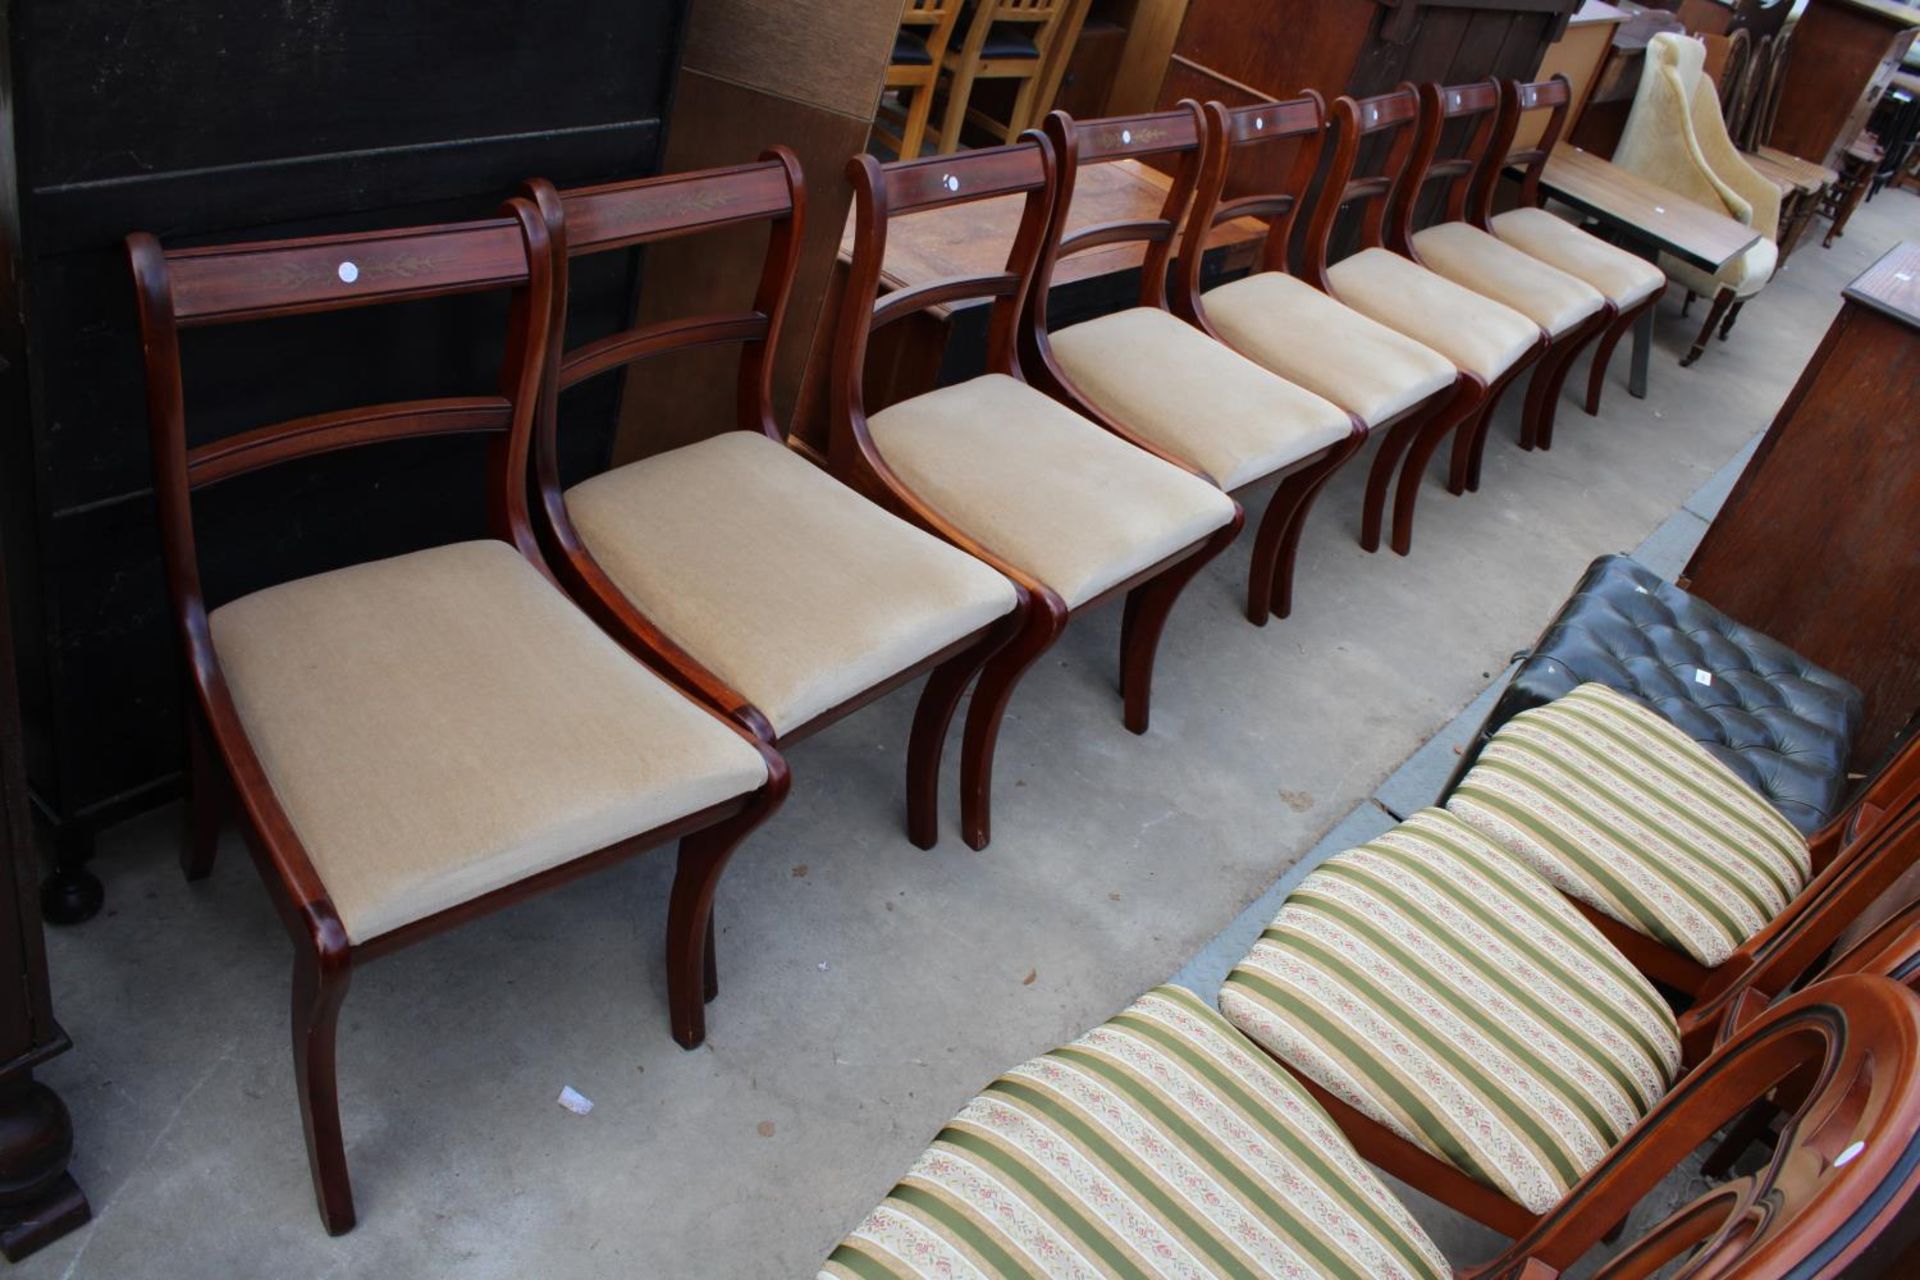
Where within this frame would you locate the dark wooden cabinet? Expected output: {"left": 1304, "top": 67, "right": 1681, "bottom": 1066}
{"left": 1681, "top": 241, "right": 1920, "bottom": 765}
{"left": 0, "top": 2, "right": 691, "bottom": 918}
{"left": 1772, "top": 0, "right": 1920, "bottom": 169}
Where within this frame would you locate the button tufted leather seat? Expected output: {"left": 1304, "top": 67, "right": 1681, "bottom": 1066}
{"left": 1450, "top": 555, "right": 1863, "bottom": 834}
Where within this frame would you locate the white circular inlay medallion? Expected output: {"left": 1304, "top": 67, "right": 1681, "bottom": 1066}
{"left": 337, "top": 261, "right": 359, "bottom": 284}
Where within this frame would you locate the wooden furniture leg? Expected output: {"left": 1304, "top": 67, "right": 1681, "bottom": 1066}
{"left": 665, "top": 777, "right": 787, "bottom": 1050}
{"left": 292, "top": 942, "right": 353, "bottom": 1235}
{"left": 1521, "top": 309, "right": 1610, "bottom": 451}
{"left": 904, "top": 616, "right": 1018, "bottom": 849}
{"left": 1681, "top": 286, "right": 1737, "bottom": 367}
{"left": 1119, "top": 523, "right": 1239, "bottom": 732}
{"left": 182, "top": 708, "right": 224, "bottom": 882}
{"left": 1257, "top": 429, "right": 1367, "bottom": 624}
{"left": 959, "top": 598, "right": 1068, "bottom": 850}
{"left": 1389, "top": 376, "right": 1482, "bottom": 556}
{"left": 1585, "top": 291, "right": 1659, "bottom": 415}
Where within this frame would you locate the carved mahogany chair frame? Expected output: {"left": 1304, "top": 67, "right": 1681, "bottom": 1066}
{"left": 1499, "top": 76, "right": 1664, "bottom": 421}
{"left": 1460, "top": 976, "right": 1920, "bottom": 1274}
{"left": 831, "top": 136, "right": 1241, "bottom": 849}
{"left": 1402, "top": 80, "right": 1610, "bottom": 488}
{"left": 126, "top": 205, "right": 788, "bottom": 1234}
{"left": 1325, "top": 88, "right": 1548, "bottom": 554}
{"left": 522, "top": 152, "right": 1016, "bottom": 852}
{"left": 1020, "top": 103, "right": 1365, "bottom": 626}
{"left": 1265, "top": 739, "right": 1920, "bottom": 1237}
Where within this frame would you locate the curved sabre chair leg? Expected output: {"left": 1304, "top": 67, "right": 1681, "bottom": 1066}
{"left": 903, "top": 613, "right": 1021, "bottom": 850}
{"left": 1119, "top": 517, "right": 1241, "bottom": 733}
{"left": 958, "top": 595, "right": 1067, "bottom": 851}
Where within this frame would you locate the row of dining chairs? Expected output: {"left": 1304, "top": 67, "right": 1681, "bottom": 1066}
{"left": 128, "top": 75, "right": 1676, "bottom": 1233}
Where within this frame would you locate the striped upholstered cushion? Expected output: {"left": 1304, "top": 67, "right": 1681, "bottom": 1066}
{"left": 821, "top": 985, "right": 1449, "bottom": 1280}
{"left": 1447, "top": 682, "right": 1810, "bottom": 967}
{"left": 1219, "top": 809, "right": 1681, "bottom": 1215}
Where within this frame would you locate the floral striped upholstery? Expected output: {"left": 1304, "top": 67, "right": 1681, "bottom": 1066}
{"left": 821, "top": 985, "right": 1449, "bottom": 1280}
{"left": 1447, "top": 682, "right": 1810, "bottom": 967}
{"left": 1220, "top": 809, "right": 1681, "bottom": 1214}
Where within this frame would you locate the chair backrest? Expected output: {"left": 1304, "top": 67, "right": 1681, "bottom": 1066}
{"left": 522, "top": 150, "right": 803, "bottom": 469}
{"left": 1497, "top": 76, "right": 1576, "bottom": 215}
{"left": 1401, "top": 80, "right": 1506, "bottom": 236}
{"left": 1023, "top": 105, "right": 1207, "bottom": 359}
{"left": 894, "top": 0, "right": 965, "bottom": 71}
{"left": 1485, "top": 975, "right": 1920, "bottom": 1277}
{"left": 1304, "top": 88, "right": 1424, "bottom": 283}
{"left": 832, "top": 137, "right": 1056, "bottom": 474}
{"left": 1175, "top": 94, "right": 1328, "bottom": 318}
{"left": 127, "top": 202, "right": 554, "bottom": 655}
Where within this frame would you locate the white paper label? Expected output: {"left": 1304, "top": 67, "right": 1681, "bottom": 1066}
{"left": 1694, "top": 669, "right": 1713, "bottom": 687}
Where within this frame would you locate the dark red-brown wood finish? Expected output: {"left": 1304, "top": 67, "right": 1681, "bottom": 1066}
{"left": 1497, "top": 75, "right": 1664, "bottom": 423}
{"left": 831, "top": 137, "right": 1242, "bottom": 849}
{"left": 1027, "top": 103, "right": 1367, "bottom": 627}
{"left": 126, "top": 204, "right": 789, "bottom": 1235}
{"left": 521, "top": 152, "right": 1017, "bottom": 851}
{"left": 1279, "top": 732, "right": 1920, "bottom": 1238}
{"left": 1174, "top": 92, "right": 1482, "bottom": 563}
{"left": 1402, "top": 80, "right": 1609, "bottom": 490}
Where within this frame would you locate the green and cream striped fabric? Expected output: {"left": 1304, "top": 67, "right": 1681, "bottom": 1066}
{"left": 1219, "top": 808, "right": 1682, "bottom": 1215}
{"left": 821, "top": 984, "right": 1449, "bottom": 1280}
{"left": 1446, "top": 681, "right": 1809, "bottom": 967}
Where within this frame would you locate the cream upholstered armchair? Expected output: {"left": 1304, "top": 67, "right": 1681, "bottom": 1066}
{"left": 1614, "top": 32, "right": 1781, "bottom": 366}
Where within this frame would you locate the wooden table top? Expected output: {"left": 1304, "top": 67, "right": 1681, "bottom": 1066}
{"left": 1752, "top": 146, "right": 1840, "bottom": 193}
{"left": 838, "top": 159, "right": 1267, "bottom": 319}
{"left": 1844, "top": 239, "right": 1920, "bottom": 330}
{"left": 1528, "top": 143, "right": 1762, "bottom": 273}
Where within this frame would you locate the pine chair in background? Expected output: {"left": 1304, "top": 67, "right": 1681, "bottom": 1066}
{"left": 1175, "top": 94, "right": 1469, "bottom": 563}
{"left": 877, "top": 0, "right": 966, "bottom": 161}
{"left": 126, "top": 206, "right": 788, "bottom": 1233}
{"left": 523, "top": 152, "right": 1019, "bottom": 853}
{"left": 932, "top": 0, "right": 1088, "bottom": 154}
{"left": 1490, "top": 76, "right": 1667, "bottom": 419}
{"left": 1028, "top": 104, "right": 1363, "bottom": 626}
{"left": 832, "top": 138, "right": 1240, "bottom": 849}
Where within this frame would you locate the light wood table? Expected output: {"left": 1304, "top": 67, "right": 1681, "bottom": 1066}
{"left": 1521, "top": 143, "right": 1762, "bottom": 397}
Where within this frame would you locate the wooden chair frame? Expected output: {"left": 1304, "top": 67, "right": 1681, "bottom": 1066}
{"left": 1403, "top": 80, "right": 1612, "bottom": 485}
{"left": 126, "top": 205, "right": 789, "bottom": 1235}
{"left": 1320, "top": 88, "right": 1548, "bottom": 555}
{"left": 933, "top": 0, "right": 1085, "bottom": 155}
{"left": 1499, "top": 75, "right": 1665, "bottom": 421}
{"left": 1170, "top": 93, "right": 1480, "bottom": 562}
{"left": 1023, "top": 102, "right": 1367, "bottom": 627}
{"left": 522, "top": 152, "right": 1016, "bottom": 852}
{"left": 830, "top": 136, "right": 1241, "bottom": 849}
{"left": 877, "top": 0, "right": 967, "bottom": 162}
{"left": 1459, "top": 976, "right": 1920, "bottom": 1276}
{"left": 1265, "top": 736, "right": 1920, "bottom": 1238}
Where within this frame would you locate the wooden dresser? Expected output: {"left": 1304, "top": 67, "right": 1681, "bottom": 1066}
{"left": 1682, "top": 240, "right": 1920, "bottom": 764}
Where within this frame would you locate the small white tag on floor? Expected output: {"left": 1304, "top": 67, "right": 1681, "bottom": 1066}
{"left": 1695, "top": 669, "right": 1714, "bottom": 686}
{"left": 557, "top": 1085, "right": 594, "bottom": 1116}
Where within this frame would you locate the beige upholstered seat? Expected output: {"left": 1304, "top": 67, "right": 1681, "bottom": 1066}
{"left": 866, "top": 373, "right": 1237, "bottom": 608}
{"left": 564, "top": 431, "right": 1018, "bottom": 735}
{"left": 1328, "top": 247, "right": 1540, "bottom": 382}
{"left": 1411, "top": 222, "right": 1606, "bottom": 336}
{"left": 1220, "top": 807, "right": 1682, "bottom": 1215}
{"left": 1490, "top": 206, "right": 1667, "bottom": 308}
{"left": 1203, "top": 271, "right": 1457, "bottom": 427}
{"left": 1047, "top": 305, "right": 1354, "bottom": 491}
{"left": 210, "top": 540, "right": 770, "bottom": 943}
{"left": 821, "top": 985, "right": 1451, "bottom": 1280}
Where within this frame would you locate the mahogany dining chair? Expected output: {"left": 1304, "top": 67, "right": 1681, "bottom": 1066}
{"left": 126, "top": 205, "right": 788, "bottom": 1233}
{"left": 831, "top": 136, "right": 1241, "bottom": 849}
{"left": 522, "top": 152, "right": 1019, "bottom": 851}
{"left": 1026, "top": 103, "right": 1363, "bottom": 627}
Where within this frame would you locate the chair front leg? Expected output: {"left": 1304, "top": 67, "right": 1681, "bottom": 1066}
{"left": 959, "top": 592, "right": 1068, "bottom": 851}
{"left": 1388, "top": 374, "right": 1483, "bottom": 557}
{"left": 1119, "top": 517, "right": 1241, "bottom": 734}
{"left": 1586, "top": 293, "right": 1658, "bottom": 416}
{"left": 1524, "top": 308, "right": 1612, "bottom": 452}
{"left": 292, "top": 940, "right": 354, "bottom": 1235}
{"left": 904, "top": 611, "right": 1023, "bottom": 850}
{"left": 665, "top": 756, "right": 789, "bottom": 1049}
{"left": 1253, "top": 425, "right": 1366, "bottom": 625}
{"left": 1680, "top": 287, "right": 1737, "bottom": 367}
{"left": 1452, "top": 339, "right": 1547, "bottom": 495}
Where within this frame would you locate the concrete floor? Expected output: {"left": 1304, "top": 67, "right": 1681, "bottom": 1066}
{"left": 23, "top": 189, "right": 1918, "bottom": 1279}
